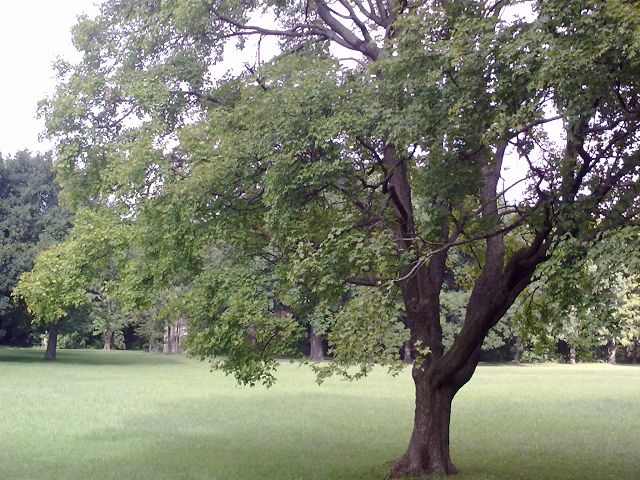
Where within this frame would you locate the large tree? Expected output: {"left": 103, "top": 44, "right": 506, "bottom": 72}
{"left": 41, "top": 0, "right": 640, "bottom": 477}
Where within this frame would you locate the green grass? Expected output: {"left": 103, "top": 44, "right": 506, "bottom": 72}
{"left": 0, "top": 349, "right": 638, "bottom": 480}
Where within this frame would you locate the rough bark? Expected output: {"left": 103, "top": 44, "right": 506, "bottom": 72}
{"left": 389, "top": 368, "right": 457, "bottom": 477}
{"left": 386, "top": 140, "right": 458, "bottom": 477}
{"left": 607, "top": 339, "right": 617, "bottom": 365}
{"left": 44, "top": 324, "right": 58, "bottom": 361}
{"left": 308, "top": 326, "right": 324, "bottom": 361}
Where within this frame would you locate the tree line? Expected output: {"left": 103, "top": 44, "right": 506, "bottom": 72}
{"left": 3, "top": 152, "right": 636, "bottom": 364}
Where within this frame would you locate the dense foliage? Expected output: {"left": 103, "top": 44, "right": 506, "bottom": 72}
{"left": 0, "top": 151, "right": 72, "bottom": 344}
{"left": 19, "top": 0, "right": 640, "bottom": 477}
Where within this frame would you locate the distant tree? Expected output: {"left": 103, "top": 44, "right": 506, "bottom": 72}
{"left": 516, "top": 228, "right": 640, "bottom": 364}
{"left": 617, "top": 276, "right": 640, "bottom": 363}
{"left": 0, "top": 151, "right": 72, "bottom": 345}
{"left": 13, "top": 208, "right": 130, "bottom": 360}
{"left": 87, "top": 290, "right": 128, "bottom": 351}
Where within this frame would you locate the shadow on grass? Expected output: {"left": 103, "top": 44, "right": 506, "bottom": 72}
{"left": 0, "top": 347, "right": 181, "bottom": 366}
{"left": 63, "top": 396, "right": 395, "bottom": 480}
{"left": 15, "top": 391, "right": 640, "bottom": 480}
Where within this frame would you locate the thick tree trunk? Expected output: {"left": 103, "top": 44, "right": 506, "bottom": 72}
{"left": 308, "top": 326, "right": 324, "bottom": 361}
{"left": 607, "top": 339, "right": 617, "bottom": 365}
{"left": 513, "top": 336, "right": 522, "bottom": 365}
{"left": 390, "top": 369, "right": 457, "bottom": 478}
{"left": 103, "top": 331, "right": 114, "bottom": 350}
{"left": 44, "top": 324, "right": 58, "bottom": 361}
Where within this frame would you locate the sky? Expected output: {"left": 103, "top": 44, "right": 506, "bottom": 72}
{"left": 0, "top": 1, "right": 98, "bottom": 156}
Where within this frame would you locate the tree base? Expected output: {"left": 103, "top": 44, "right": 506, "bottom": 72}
{"left": 388, "top": 454, "right": 457, "bottom": 479}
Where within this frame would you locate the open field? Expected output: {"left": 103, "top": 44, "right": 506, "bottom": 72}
{"left": 0, "top": 349, "right": 638, "bottom": 480}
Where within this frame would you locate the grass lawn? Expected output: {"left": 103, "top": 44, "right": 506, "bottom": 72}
{"left": 0, "top": 349, "right": 638, "bottom": 480}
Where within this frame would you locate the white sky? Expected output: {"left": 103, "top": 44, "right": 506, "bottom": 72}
{"left": 0, "top": 0, "right": 98, "bottom": 156}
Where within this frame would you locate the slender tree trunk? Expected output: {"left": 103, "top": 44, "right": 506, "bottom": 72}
{"left": 171, "top": 325, "right": 180, "bottom": 353}
{"left": 308, "top": 326, "right": 324, "bottom": 361}
{"left": 44, "top": 324, "right": 58, "bottom": 361}
{"left": 607, "top": 339, "right": 617, "bottom": 365}
{"left": 403, "top": 340, "right": 413, "bottom": 364}
{"left": 163, "top": 326, "right": 172, "bottom": 353}
{"left": 513, "top": 336, "right": 522, "bottom": 365}
{"left": 103, "top": 331, "right": 114, "bottom": 350}
{"left": 569, "top": 346, "right": 576, "bottom": 364}
{"left": 633, "top": 336, "right": 640, "bottom": 364}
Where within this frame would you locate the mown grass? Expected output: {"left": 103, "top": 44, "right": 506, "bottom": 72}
{"left": 0, "top": 348, "right": 638, "bottom": 480}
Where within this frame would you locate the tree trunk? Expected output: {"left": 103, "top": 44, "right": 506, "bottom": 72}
{"left": 513, "top": 336, "right": 522, "bottom": 365}
{"left": 569, "top": 346, "right": 576, "bottom": 364}
{"left": 384, "top": 143, "right": 550, "bottom": 479}
{"left": 44, "top": 324, "right": 58, "bottom": 361}
{"left": 103, "top": 331, "right": 114, "bottom": 350}
{"left": 163, "top": 325, "right": 172, "bottom": 353}
{"left": 390, "top": 368, "right": 457, "bottom": 478}
{"left": 171, "top": 325, "right": 179, "bottom": 353}
{"left": 308, "top": 326, "right": 324, "bottom": 361}
{"left": 403, "top": 340, "right": 413, "bottom": 364}
{"left": 632, "top": 336, "right": 640, "bottom": 364}
{"left": 607, "top": 339, "right": 617, "bottom": 365}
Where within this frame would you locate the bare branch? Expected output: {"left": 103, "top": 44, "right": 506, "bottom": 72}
{"left": 352, "top": 0, "right": 385, "bottom": 26}
{"left": 316, "top": 1, "right": 380, "bottom": 60}
{"left": 337, "top": 0, "right": 374, "bottom": 41}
